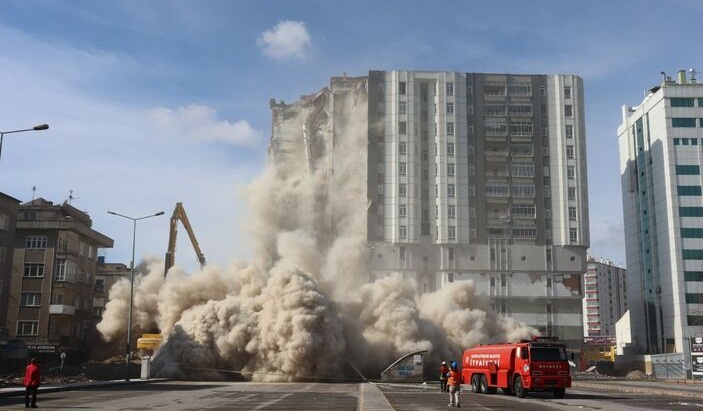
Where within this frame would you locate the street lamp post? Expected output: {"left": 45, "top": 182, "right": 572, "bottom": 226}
{"left": 107, "top": 210, "right": 164, "bottom": 381}
{"left": 0, "top": 124, "right": 49, "bottom": 163}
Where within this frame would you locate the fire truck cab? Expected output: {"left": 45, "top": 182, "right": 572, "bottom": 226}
{"left": 462, "top": 337, "right": 571, "bottom": 398}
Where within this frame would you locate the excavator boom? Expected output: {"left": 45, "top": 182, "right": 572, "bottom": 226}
{"left": 164, "top": 202, "right": 206, "bottom": 277}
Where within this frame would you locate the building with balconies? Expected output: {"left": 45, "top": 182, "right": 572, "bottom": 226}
{"left": 270, "top": 70, "right": 590, "bottom": 351}
{"left": 6, "top": 198, "right": 113, "bottom": 360}
{"left": 582, "top": 256, "right": 627, "bottom": 337}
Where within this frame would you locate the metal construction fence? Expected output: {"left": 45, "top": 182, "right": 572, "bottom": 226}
{"left": 649, "top": 353, "right": 687, "bottom": 380}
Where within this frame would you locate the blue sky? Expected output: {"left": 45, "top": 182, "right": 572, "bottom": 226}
{"left": 0, "top": 0, "right": 701, "bottom": 271}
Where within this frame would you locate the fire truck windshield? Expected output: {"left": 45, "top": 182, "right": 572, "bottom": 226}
{"left": 530, "top": 347, "right": 567, "bottom": 361}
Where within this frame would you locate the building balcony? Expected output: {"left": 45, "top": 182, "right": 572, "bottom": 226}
{"left": 49, "top": 304, "right": 75, "bottom": 316}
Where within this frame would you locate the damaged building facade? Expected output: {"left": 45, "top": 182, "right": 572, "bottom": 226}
{"left": 270, "top": 70, "right": 589, "bottom": 350}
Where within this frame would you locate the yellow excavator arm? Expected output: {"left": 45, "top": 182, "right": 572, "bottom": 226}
{"left": 164, "top": 202, "right": 206, "bottom": 277}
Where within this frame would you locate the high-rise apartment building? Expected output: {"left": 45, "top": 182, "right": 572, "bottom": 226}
{"left": 271, "top": 70, "right": 589, "bottom": 350}
{"left": 583, "top": 256, "right": 627, "bottom": 337}
{"left": 7, "top": 198, "right": 113, "bottom": 360}
{"left": 619, "top": 69, "right": 703, "bottom": 354}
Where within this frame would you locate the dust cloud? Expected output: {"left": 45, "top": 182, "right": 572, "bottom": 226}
{"left": 97, "top": 78, "right": 537, "bottom": 381}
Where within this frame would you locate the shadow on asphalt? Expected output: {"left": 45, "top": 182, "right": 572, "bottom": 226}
{"left": 525, "top": 391, "right": 631, "bottom": 400}
{"left": 107, "top": 383, "right": 230, "bottom": 392}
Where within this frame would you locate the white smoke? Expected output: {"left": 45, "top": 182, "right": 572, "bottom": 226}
{"left": 97, "top": 78, "right": 537, "bottom": 381}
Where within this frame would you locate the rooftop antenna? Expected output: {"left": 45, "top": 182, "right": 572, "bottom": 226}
{"left": 67, "top": 190, "right": 79, "bottom": 205}
{"left": 660, "top": 71, "right": 667, "bottom": 82}
{"left": 31, "top": 186, "right": 36, "bottom": 201}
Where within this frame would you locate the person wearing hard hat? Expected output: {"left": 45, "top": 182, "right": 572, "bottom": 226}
{"left": 439, "top": 361, "right": 450, "bottom": 393}
{"left": 447, "top": 360, "right": 462, "bottom": 407}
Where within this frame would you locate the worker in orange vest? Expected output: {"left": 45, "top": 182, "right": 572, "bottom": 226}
{"left": 447, "top": 360, "right": 462, "bottom": 407}
{"left": 439, "top": 361, "right": 450, "bottom": 392}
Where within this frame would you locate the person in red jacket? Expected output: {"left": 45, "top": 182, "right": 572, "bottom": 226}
{"left": 439, "top": 361, "right": 450, "bottom": 392}
{"left": 447, "top": 361, "right": 462, "bottom": 407}
{"left": 24, "top": 358, "right": 40, "bottom": 408}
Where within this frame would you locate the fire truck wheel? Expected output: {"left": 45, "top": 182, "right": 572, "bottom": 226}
{"left": 513, "top": 376, "right": 526, "bottom": 398}
{"left": 479, "top": 375, "right": 489, "bottom": 394}
{"left": 554, "top": 388, "right": 566, "bottom": 399}
{"left": 471, "top": 375, "right": 480, "bottom": 393}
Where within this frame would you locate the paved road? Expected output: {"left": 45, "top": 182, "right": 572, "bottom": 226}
{"left": 379, "top": 383, "right": 703, "bottom": 411}
{"left": 1, "top": 381, "right": 703, "bottom": 410}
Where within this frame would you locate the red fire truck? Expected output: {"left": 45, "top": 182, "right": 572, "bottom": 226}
{"left": 462, "top": 337, "right": 571, "bottom": 398}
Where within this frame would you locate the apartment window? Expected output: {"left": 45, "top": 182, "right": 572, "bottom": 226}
{"left": 399, "top": 81, "right": 406, "bottom": 95}
{"left": 447, "top": 163, "right": 455, "bottom": 177}
{"left": 546, "top": 249, "right": 552, "bottom": 262}
{"left": 676, "top": 165, "right": 700, "bottom": 175}
{"left": 509, "top": 84, "right": 532, "bottom": 95}
{"left": 17, "top": 321, "right": 39, "bottom": 336}
{"left": 568, "top": 187, "right": 576, "bottom": 200}
{"left": 512, "top": 183, "right": 535, "bottom": 198}
{"left": 512, "top": 163, "right": 535, "bottom": 178}
{"left": 570, "top": 228, "right": 578, "bottom": 243}
{"left": 448, "top": 205, "right": 456, "bottom": 219}
{"left": 399, "top": 204, "right": 407, "bottom": 218}
{"left": 569, "top": 207, "right": 577, "bottom": 220}
{"left": 512, "top": 204, "right": 536, "bottom": 218}
{"left": 24, "top": 263, "right": 44, "bottom": 278}
{"left": 678, "top": 185, "right": 702, "bottom": 196}
{"left": 681, "top": 228, "right": 703, "bottom": 238}
{"left": 564, "top": 105, "right": 573, "bottom": 117}
{"left": 399, "top": 121, "right": 407, "bottom": 134}
{"left": 399, "top": 225, "right": 407, "bottom": 239}
{"left": 448, "top": 248, "right": 455, "bottom": 261}
{"left": 25, "top": 236, "right": 47, "bottom": 249}
{"left": 399, "top": 101, "right": 407, "bottom": 115}
{"left": 399, "top": 162, "right": 407, "bottom": 176}
{"left": 399, "top": 246, "right": 406, "bottom": 261}
{"left": 448, "top": 273, "right": 454, "bottom": 283}
{"left": 567, "top": 166, "right": 575, "bottom": 179}
{"left": 95, "top": 278, "right": 105, "bottom": 293}
{"left": 680, "top": 207, "right": 703, "bottom": 217}
{"left": 447, "top": 142, "right": 455, "bottom": 157}
{"left": 0, "top": 246, "right": 5, "bottom": 264}
{"left": 671, "top": 98, "right": 695, "bottom": 107}
{"left": 672, "top": 118, "right": 697, "bottom": 128}
{"left": 566, "top": 146, "right": 575, "bottom": 158}
{"left": 446, "top": 82, "right": 454, "bottom": 95}
{"left": 447, "top": 122, "right": 454, "bottom": 136}
{"left": 399, "top": 183, "right": 407, "bottom": 197}
{"left": 510, "top": 120, "right": 533, "bottom": 136}
{"left": 0, "top": 213, "right": 7, "bottom": 231}
{"left": 683, "top": 250, "right": 703, "bottom": 260}
{"left": 51, "top": 292, "right": 63, "bottom": 304}
{"left": 447, "top": 102, "right": 454, "bottom": 115}
{"left": 540, "top": 85, "right": 546, "bottom": 96}
{"left": 21, "top": 292, "right": 41, "bottom": 306}
{"left": 399, "top": 141, "right": 407, "bottom": 156}
{"left": 565, "top": 124, "right": 574, "bottom": 138}
{"left": 564, "top": 86, "right": 572, "bottom": 99}
{"left": 448, "top": 184, "right": 456, "bottom": 198}
{"left": 448, "top": 226, "right": 456, "bottom": 240}
{"left": 378, "top": 184, "right": 384, "bottom": 195}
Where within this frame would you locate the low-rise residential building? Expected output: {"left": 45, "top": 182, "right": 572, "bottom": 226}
{"left": 0, "top": 192, "right": 20, "bottom": 338}
{"left": 7, "top": 198, "right": 113, "bottom": 361}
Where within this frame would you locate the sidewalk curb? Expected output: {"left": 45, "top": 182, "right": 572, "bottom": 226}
{"left": 573, "top": 380, "right": 703, "bottom": 400}
{"left": 0, "top": 378, "right": 168, "bottom": 398}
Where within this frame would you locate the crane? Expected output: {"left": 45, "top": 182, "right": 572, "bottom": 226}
{"left": 164, "top": 202, "right": 206, "bottom": 277}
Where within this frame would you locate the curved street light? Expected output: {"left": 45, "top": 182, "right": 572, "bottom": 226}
{"left": 0, "top": 124, "right": 49, "bottom": 164}
{"left": 107, "top": 210, "right": 164, "bottom": 381}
